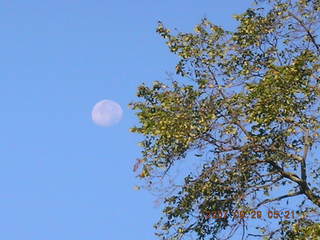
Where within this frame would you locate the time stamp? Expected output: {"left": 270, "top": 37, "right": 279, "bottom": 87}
{"left": 205, "top": 210, "right": 296, "bottom": 219}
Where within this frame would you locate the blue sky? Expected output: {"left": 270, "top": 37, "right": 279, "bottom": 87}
{"left": 0, "top": 1, "right": 256, "bottom": 239}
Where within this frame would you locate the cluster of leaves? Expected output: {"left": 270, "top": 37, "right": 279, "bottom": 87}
{"left": 281, "top": 217, "right": 320, "bottom": 239}
{"left": 130, "top": 0, "right": 320, "bottom": 239}
{"left": 246, "top": 50, "right": 318, "bottom": 125}
{"left": 129, "top": 80, "right": 217, "bottom": 177}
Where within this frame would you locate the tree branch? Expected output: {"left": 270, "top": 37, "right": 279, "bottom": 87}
{"left": 301, "top": 126, "right": 309, "bottom": 182}
{"left": 288, "top": 11, "right": 320, "bottom": 54}
{"left": 256, "top": 190, "right": 303, "bottom": 208}
{"left": 266, "top": 160, "right": 303, "bottom": 184}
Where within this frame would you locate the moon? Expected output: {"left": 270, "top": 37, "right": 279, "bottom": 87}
{"left": 92, "top": 99, "right": 123, "bottom": 127}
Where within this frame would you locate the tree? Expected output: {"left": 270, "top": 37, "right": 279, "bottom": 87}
{"left": 129, "top": 0, "right": 320, "bottom": 239}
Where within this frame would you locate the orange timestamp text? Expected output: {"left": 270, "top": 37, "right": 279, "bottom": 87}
{"left": 204, "top": 210, "right": 296, "bottom": 219}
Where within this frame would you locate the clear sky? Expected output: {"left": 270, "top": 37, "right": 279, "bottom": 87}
{"left": 0, "top": 1, "right": 254, "bottom": 239}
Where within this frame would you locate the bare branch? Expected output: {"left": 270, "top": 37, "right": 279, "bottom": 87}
{"left": 266, "top": 160, "right": 303, "bottom": 184}
{"left": 256, "top": 190, "right": 303, "bottom": 208}
{"left": 288, "top": 10, "right": 320, "bottom": 54}
{"left": 301, "top": 126, "right": 309, "bottom": 182}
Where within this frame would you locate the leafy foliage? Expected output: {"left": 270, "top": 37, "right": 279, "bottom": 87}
{"left": 130, "top": 0, "right": 320, "bottom": 239}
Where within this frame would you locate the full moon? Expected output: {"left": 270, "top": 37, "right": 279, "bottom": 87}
{"left": 92, "top": 99, "right": 123, "bottom": 127}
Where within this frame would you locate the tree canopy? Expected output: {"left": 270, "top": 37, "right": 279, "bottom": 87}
{"left": 130, "top": 0, "right": 320, "bottom": 239}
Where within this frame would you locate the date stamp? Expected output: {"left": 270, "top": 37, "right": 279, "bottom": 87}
{"left": 204, "top": 210, "right": 296, "bottom": 219}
